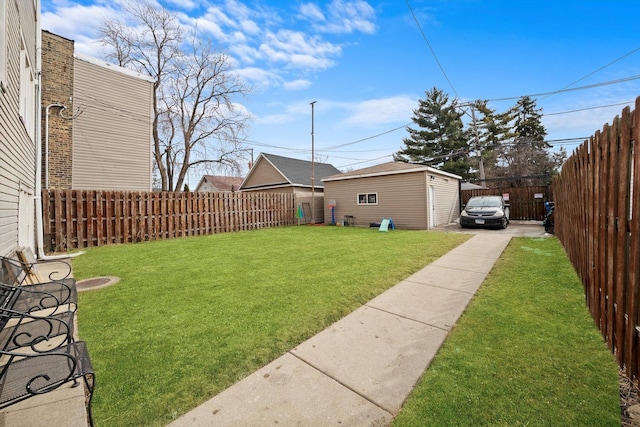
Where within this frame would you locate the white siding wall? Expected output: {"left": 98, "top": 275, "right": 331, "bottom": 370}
{"left": 0, "top": 1, "right": 39, "bottom": 255}
{"left": 427, "top": 173, "right": 460, "bottom": 227}
{"left": 72, "top": 57, "right": 153, "bottom": 191}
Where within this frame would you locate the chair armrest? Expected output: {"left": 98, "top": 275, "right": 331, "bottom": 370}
{"left": 0, "top": 309, "right": 74, "bottom": 352}
{"left": 0, "top": 282, "right": 77, "bottom": 315}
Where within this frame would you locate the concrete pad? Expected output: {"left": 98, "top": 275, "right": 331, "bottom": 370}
{"left": 404, "top": 265, "right": 489, "bottom": 293}
{"left": 448, "top": 234, "right": 512, "bottom": 256}
{"left": 367, "top": 281, "right": 475, "bottom": 330}
{"left": 168, "top": 352, "right": 393, "bottom": 427}
{"left": 0, "top": 382, "right": 88, "bottom": 427}
{"left": 429, "top": 253, "right": 498, "bottom": 275}
{"left": 291, "top": 305, "right": 448, "bottom": 414}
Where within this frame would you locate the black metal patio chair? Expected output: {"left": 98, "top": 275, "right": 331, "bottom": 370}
{"left": 0, "top": 341, "right": 95, "bottom": 426}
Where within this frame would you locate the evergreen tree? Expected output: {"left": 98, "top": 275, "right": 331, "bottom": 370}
{"left": 466, "top": 100, "right": 511, "bottom": 182}
{"left": 493, "top": 96, "right": 565, "bottom": 183}
{"left": 394, "top": 87, "right": 473, "bottom": 179}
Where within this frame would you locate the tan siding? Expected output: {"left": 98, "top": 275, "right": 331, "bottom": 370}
{"left": 242, "top": 187, "right": 294, "bottom": 194}
{"left": 0, "top": 1, "right": 38, "bottom": 254}
{"left": 72, "top": 58, "right": 153, "bottom": 191}
{"left": 295, "top": 194, "right": 325, "bottom": 223}
{"left": 324, "top": 172, "right": 428, "bottom": 229}
{"left": 243, "top": 160, "right": 287, "bottom": 188}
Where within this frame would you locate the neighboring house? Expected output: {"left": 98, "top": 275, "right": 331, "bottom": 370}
{"left": 40, "top": 31, "right": 154, "bottom": 191}
{"left": 195, "top": 175, "right": 243, "bottom": 192}
{"left": 239, "top": 153, "right": 341, "bottom": 223}
{"left": 322, "top": 161, "right": 461, "bottom": 230}
{"left": 0, "top": 1, "right": 41, "bottom": 255}
{"left": 461, "top": 182, "right": 485, "bottom": 190}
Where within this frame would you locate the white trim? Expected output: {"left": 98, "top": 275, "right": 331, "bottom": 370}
{"left": 74, "top": 53, "right": 156, "bottom": 83}
{"left": 19, "top": 34, "right": 36, "bottom": 140}
{"left": 357, "top": 192, "right": 378, "bottom": 205}
{"left": 323, "top": 165, "right": 461, "bottom": 182}
{"left": 0, "top": 0, "right": 7, "bottom": 92}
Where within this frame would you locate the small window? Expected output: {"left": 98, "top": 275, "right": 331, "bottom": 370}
{"left": 357, "top": 193, "right": 377, "bottom": 205}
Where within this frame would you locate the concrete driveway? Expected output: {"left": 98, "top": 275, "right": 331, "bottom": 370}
{"left": 434, "top": 220, "right": 551, "bottom": 238}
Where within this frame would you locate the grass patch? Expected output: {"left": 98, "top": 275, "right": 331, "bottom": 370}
{"left": 72, "top": 226, "right": 468, "bottom": 427}
{"left": 393, "top": 237, "right": 620, "bottom": 426}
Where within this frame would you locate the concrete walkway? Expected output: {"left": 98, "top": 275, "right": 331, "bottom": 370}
{"left": 0, "top": 259, "right": 90, "bottom": 427}
{"left": 169, "top": 233, "right": 513, "bottom": 427}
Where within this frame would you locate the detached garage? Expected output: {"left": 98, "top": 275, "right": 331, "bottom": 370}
{"left": 322, "top": 162, "right": 461, "bottom": 230}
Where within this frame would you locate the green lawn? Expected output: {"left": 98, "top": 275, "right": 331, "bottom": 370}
{"left": 393, "top": 237, "right": 620, "bottom": 426}
{"left": 72, "top": 226, "right": 469, "bottom": 426}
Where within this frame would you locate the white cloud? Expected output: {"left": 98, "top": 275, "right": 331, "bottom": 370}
{"left": 41, "top": 4, "right": 117, "bottom": 39}
{"left": 341, "top": 95, "right": 416, "bottom": 127}
{"left": 164, "top": 0, "right": 198, "bottom": 10}
{"left": 235, "top": 67, "right": 281, "bottom": 89}
{"left": 313, "top": 0, "right": 376, "bottom": 35}
{"left": 299, "top": 3, "right": 325, "bottom": 22}
{"left": 283, "top": 79, "right": 312, "bottom": 91}
{"left": 258, "top": 30, "right": 341, "bottom": 70}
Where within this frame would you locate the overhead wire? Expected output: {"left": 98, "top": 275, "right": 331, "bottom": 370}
{"left": 541, "top": 46, "right": 640, "bottom": 100}
{"left": 405, "top": 0, "right": 459, "bottom": 99}
{"left": 486, "top": 74, "right": 640, "bottom": 102}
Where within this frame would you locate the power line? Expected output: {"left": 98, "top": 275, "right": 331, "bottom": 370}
{"left": 543, "top": 100, "right": 634, "bottom": 116}
{"left": 405, "top": 0, "right": 459, "bottom": 99}
{"left": 320, "top": 123, "right": 409, "bottom": 151}
{"left": 542, "top": 46, "right": 640, "bottom": 100}
{"left": 487, "top": 74, "right": 640, "bottom": 102}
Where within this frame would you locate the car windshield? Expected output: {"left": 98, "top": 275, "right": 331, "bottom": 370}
{"left": 467, "top": 196, "right": 502, "bottom": 208}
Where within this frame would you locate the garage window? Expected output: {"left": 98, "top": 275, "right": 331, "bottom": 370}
{"left": 357, "top": 193, "right": 377, "bottom": 205}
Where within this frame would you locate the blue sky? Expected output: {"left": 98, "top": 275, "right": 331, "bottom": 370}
{"left": 41, "top": 0, "right": 640, "bottom": 182}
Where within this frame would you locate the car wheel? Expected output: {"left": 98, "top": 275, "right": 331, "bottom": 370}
{"left": 500, "top": 217, "right": 508, "bottom": 229}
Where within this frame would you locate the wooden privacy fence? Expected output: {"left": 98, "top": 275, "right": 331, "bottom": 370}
{"left": 42, "top": 190, "right": 296, "bottom": 252}
{"left": 552, "top": 97, "right": 640, "bottom": 379}
{"left": 461, "top": 186, "right": 551, "bottom": 220}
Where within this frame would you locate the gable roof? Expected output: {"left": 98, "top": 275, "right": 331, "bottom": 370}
{"left": 322, "top": 161, "right": 462, "bottom": 182}
{"left": 195, "top": 175, "right": 243, "bottom": 192}
{"left": 240, "top": 153, "right": 342, "bottom": 190}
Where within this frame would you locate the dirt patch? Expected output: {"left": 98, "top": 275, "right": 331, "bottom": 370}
{"left": 621, "top": 368, "right": 640, "bottom": 426}
{"left": 77, "top": 276, "right": 119, "bottom": 291}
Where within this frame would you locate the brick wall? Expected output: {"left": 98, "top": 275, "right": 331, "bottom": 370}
{"left": 40, "top": 31, "right": 74, "bottom": 189}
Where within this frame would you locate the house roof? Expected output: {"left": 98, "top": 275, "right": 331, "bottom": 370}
{"left": 461, "top": 182, "right": 485, "bottom": 190}
{"left": 322, "top": 161, "right": 462, "bottom": 182}
{"left": 195, "top": 175, "right": 244, "bottom": 192}
{"left": 241, "top": 153, "right": 341, "bottom": 190}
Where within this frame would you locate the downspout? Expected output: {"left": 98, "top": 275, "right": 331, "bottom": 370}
{"left": 44, "top": 103, "right": 64, "bottom": 188}
{"left": 35, "top": 91, "right": 82, "bottom": 258}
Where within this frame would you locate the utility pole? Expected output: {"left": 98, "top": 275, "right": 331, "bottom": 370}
{"left": 310, "top": 101, "right": 317, "bottom": 224}
{"left": 460, "top": 103, "right": 486, "bottom": 187}
{"left": 469, "top": 105, "right": 486, "bottom": 187}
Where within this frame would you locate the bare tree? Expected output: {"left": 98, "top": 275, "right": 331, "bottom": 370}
{"left": 100, "top": 1, "right": 250, "bottom": 191}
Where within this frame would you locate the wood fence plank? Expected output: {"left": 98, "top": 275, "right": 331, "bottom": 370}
{"left": 553, "top": 96, "right": 640, "bottom": 380}
{"left": 628, "top": 99, "right": 640, "bottom": 378}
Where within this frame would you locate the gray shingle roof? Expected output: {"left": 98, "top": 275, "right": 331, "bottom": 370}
{"left": 262, "top": 153, "right": 341, "bottom": 187}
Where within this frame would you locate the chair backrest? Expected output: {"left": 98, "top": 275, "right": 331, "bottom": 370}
{"left": 16, "top": 247, "right": 45, "bottom": 285}
{"left": 0, "top": 251, "right": 27, "bottom": 286}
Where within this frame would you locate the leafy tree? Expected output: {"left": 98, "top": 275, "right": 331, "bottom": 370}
{"left": 467, "top": 100, "right": 511, "bottom": 181}
{"left": 494, "top": 96, "right": 565, "bottom": 183}
{"left": 395, "top": 87, "right": 473, "bottom": 179}
{"left": 100, "top": 1, "right": 250, "bottom": 191}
